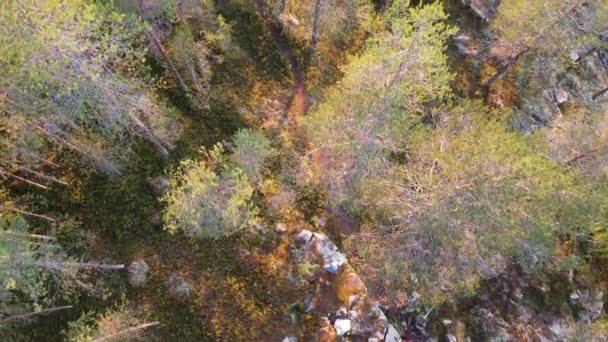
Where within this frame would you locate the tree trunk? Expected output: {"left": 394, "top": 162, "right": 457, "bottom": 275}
{"left": 0, "top": 206, "right": 56, "bottom": 223}
{"left": 483, "top": 47, "right": 530, "bottom": 98}
{"left": 92, "top": 321, "right": 160, "bottom": 342}
{"left": 137, "top": 1, "right": 189, "bottom": 95}
{"left": 0, "top": 230, "right": 55, "bottom": 241}
{"left": 592, "top": 86, "right": 608, "bottom": 100}
{"left": 145, "top": 30, "right": 190, "bottom": 95}
{"left": 127, "top": 112, "right": 171, "bottom": 159}
{"left": 3, "top": 161, "right": 67, "bottom": 186}
{"left": 31, "top": 121, "right": 121, "bottom": 176}
{"left": 0, "top": 305, "right": 73, "bottom": 323}
{"left": 311, "top": 0, "right": 323, "bottom": 52}
{"left": 35, "top": 260, "right": 125, "bottom": 272}
{"left": 0, "top": 168, "right": 48, "bottom": 190}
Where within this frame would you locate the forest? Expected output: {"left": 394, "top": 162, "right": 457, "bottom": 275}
{"left": 1, "top": 0, "right": 608, "bottom": 340}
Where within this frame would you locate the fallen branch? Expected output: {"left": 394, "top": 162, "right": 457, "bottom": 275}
{"left": 0, "top": 168, "right": 48, "bottom": 190}
{"left": 0, "top": 206, "right": 57, "bottom": 223}
{"left": 92, "top": 321, "right": 160, "bottom": 342}
{"left": 0, "top": 305, "right": 73, "bottom": 324}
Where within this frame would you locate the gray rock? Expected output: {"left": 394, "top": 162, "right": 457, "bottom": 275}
{"left": 334, "top": 318, "right": 351, "bottom": 337}
{"left": 296, "top": 229, "right": 313, "bottom": 243}
{"left": 554, "top": 87, "right": 569, "bottom": 105}
{"left": 167, "top": 273, "right": 194, "bottom": 297}
{"left": 147, "top": 175, "right": 169, "bottom": 194}
{"left": 127, "top": 259, "right": 149, "bottom": 288}
{"left": 384, "top": 324, "right": 401, "bottom": 342}
{"left": 573, "top": 288, "right": 604, "bottom": 323}
{"left": 275, "top": 222, "right": 288, "bottom": 233}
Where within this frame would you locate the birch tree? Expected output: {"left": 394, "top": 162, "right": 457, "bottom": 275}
{"left": 0, "top": 0, "right": 180, "bottom": 176}
{"left": 0, "top": 213, "right": 123, "bottom": 322}
{"left": 304, "top": 1, "right": 456, "bottom": 213}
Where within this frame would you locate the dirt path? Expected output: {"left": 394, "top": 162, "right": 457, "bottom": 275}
{"left": 249, "top": 0, "right": 308, "bottom": 117}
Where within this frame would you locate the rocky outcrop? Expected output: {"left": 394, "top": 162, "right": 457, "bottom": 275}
{"left": 428, "top": 266, "right": 605, "bottom": 341}
{"left": 515, "top": 47, "right": 608, "bottom": 133}
{"left": 290, "top": 229, "right": 395, "bottom": 341}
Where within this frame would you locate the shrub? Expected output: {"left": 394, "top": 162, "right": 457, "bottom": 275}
{"left": 163, "top": 145, "right": 258, "bottom": 239}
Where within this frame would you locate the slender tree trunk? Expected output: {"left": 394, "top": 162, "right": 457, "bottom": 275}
{"left": 3, "top": 161, "right": 67, "bottom": 186}
{"left": 92, "top": 321, "right": 160, "bottom": 342}
{"left": 137, "top": 1, "right": 189, "bottom": 95}
{"left": 0, "top": 168, "right": 48, "bottom": 190}
{"left": 0, "top": 305, "right": 73, "bottom": 324}
{"left": 0, "top": 230, "right": 55, "bottom": 241}
{"left": 31, "top": 121, "right": 121, "bottom": 176}
{"left": 483, "top": 47, "right": 530, "bottom": 98}
{"left": 35, "top": 260, "right": 125, "bottom": 272}
{"left": 311, "top": 0, "right": 323, "bottom": 52}
{"left": 127, "top": 112, "right": 171, "bottom": 159}
{"left": 592, "top": 86, "right": 608, "bottom": 100}
{"left": 0, "top": 206, "right": 56, "bottom": 223}
{"left": 146, "top": 30, "right": 190, "bottom": 95}
{"left": 27, "top": 154, "right": 60, "bottom": 168}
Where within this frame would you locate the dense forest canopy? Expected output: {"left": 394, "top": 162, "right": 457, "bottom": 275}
{"left": 1, "top": 0, "right": 608, "bottom": 341}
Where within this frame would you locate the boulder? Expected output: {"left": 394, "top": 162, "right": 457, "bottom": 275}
{"left": 571, "top": 288, "right": 604, "bottom": 323}
{"left": 147, "top": 175, "right": 169, "bottom": 194}
{"left": 335, "top": 268, "right": 366, "bottom": 307}
{"left": 554, "top": 87, "right": 569, "bottom": 105}
{"left": 275, "top": 222, "right": 288, "bottom": 233}
{"left": 334, "top": 318, "right": 351, "bottom": 337}
{"left": 296, "top": 229, "right": 314, "bottom": 244}
{"left": 127, "top": 259, "right": 149, "bottom": 288}
{"left": 384, "top": 324, "right": 401, "bottom": 342}
{"left": 167, "top": 273, "right": 194, "bottom": 297}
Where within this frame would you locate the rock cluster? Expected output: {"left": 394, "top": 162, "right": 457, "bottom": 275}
{"left": 291, "top": 229, "right": 397, "bottom": 341}
{"left": 431, "top": 266, "right": 605, "bottom": 341}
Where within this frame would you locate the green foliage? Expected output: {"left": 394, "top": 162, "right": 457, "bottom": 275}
{"left": 493, "top": 0, "right": 608, "bottom": 54}
{"left": 0, "top": 214, "right": 71, "bottom": 313}
{"left": 304, "top": 0, "right": 456, "bottom": 211}
{"left": 64, "top": 300, "right": 151, "bottom": 342}
{"left": 163, "top": 145, "right": 259, "bottom": 239}
{"left": 346, "top": 101, "right": 608, "bottom": 304}
{"left": 230, "top": 129, "right": 277, "bottom": 183}
{"left": 0, "top": 0, "right": 178, "bottom": 174}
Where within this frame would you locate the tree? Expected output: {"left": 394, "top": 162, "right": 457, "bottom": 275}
{"left": 64, "top": 300, "right": 158, "bottom": 342}
{"left": 230, "top": 129, "right": 277, "bottom": 183}
{"left": 163, "top": 144, "right": 259, "bottom": 239}
{"left": 303, "top": 1, "right": 456, "bottom": 213}
{"left": 0, "top": 213, "right": 124, "bottom": 321}
{"left": 344, "top": 101, "right": 608, "bottom": 304}
{"left": 486, "top": 0, "right": 608, "bottom": 96}
{"left": 137, "top": 0, "right": 235, "bottom": 109}
{"left": 0, "top": 0, "right": 180, "bottom": 176}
